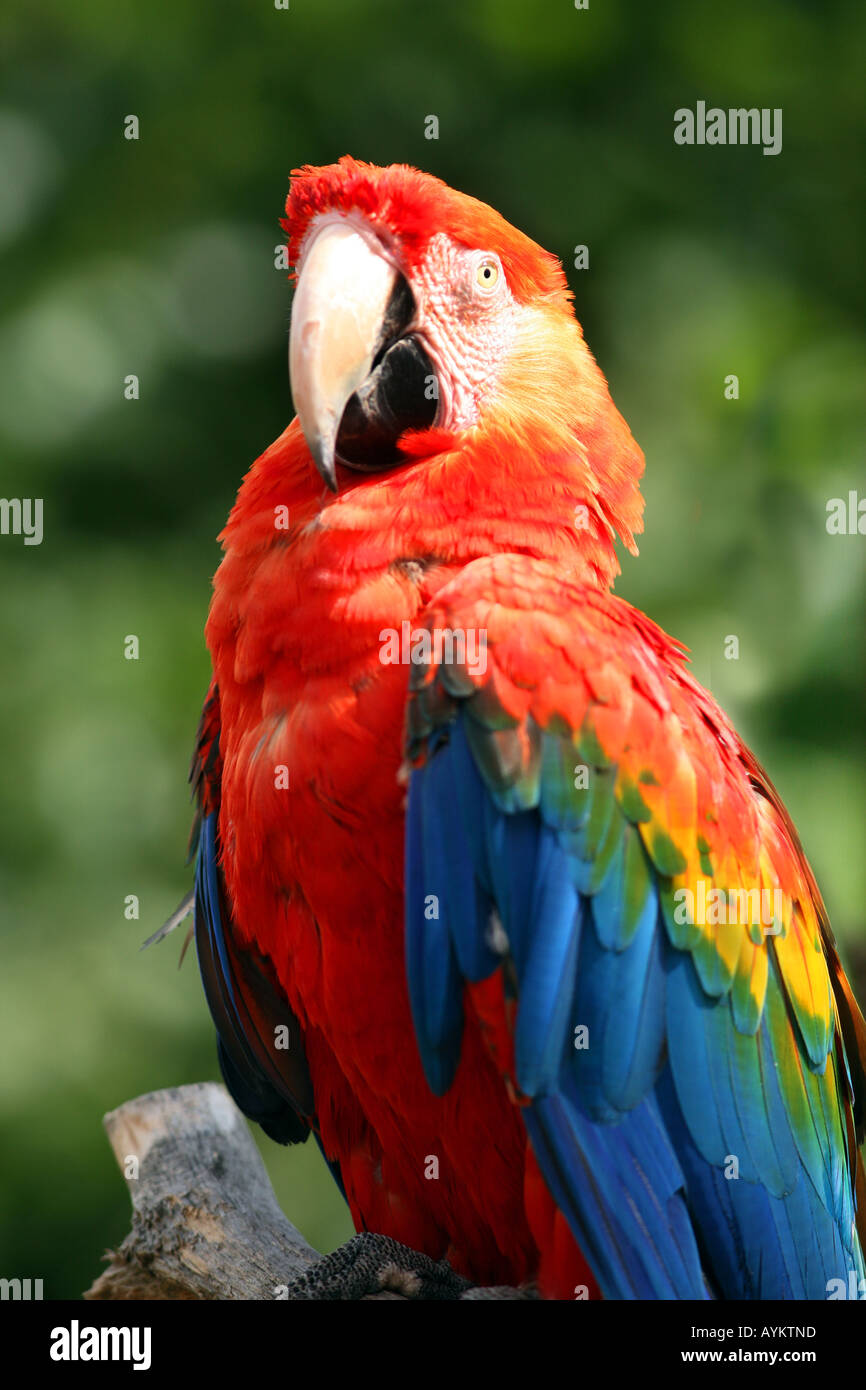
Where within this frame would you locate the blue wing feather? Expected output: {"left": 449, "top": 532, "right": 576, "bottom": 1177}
{"left": 405, "top": 753, "right": 464, "bottom": 1094}
{"left": 405, "top": 704, "right": 864, "bottom": 1298}
{"left": 194, "top": 810, "right": 313, "bottom": 1145}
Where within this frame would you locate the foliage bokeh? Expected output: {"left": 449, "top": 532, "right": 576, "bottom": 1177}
{"left": 0, "top": 0, "right": 863, "bottom": 1298}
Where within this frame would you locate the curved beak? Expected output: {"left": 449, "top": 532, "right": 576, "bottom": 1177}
{"left": 289, "top": 220, "right": 399, "bottom": 491}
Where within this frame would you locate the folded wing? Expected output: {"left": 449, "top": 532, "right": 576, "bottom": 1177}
{"left": 404, "top": 553, "right": 866, "bottom": 1299}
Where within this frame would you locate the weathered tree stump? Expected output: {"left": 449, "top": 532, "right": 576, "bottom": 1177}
{"left": 85, "top": 1083, "right": 320, "bottom": 1300}
{"left": 87, "top": 1082, "right": 530, "bottom": 1300}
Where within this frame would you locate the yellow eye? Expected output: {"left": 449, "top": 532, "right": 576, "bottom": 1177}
{"left": 476, "top": 257, "right": 500, "bottom": 291}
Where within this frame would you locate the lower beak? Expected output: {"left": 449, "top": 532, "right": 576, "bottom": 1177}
{"left": 289, "top": 220, "right": 399, "bottom": 491}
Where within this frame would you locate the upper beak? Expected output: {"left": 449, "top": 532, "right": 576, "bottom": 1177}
{"left": 289, "top": 220, "right": 399, "bottom": 491}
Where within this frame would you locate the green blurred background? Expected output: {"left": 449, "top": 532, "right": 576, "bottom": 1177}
{"left": 0, "top": 0, "right": 863, "bottom": 1298}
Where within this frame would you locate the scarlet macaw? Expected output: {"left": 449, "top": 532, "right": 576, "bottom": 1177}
{"left": 186, "top": 157, "right": 866, "bottom": 1299}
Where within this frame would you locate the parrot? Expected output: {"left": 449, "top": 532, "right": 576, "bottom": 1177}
{"left": 181, "top": 156, "right": 866, "bottom": 1300}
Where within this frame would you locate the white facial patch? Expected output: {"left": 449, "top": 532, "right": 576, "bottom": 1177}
{"left": 412, "top": 232, "right": 519, "bottom": 432}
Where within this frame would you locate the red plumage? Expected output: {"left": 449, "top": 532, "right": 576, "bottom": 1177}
{"left": 202, "top": 421, "right": 604, "bottom": 1292}
{"left": 190, "top": 158, "right": 866, "bottom": 1299}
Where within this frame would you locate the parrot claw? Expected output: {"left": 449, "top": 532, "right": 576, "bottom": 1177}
{"left": 282, "top": 1233, "right": 476, "bottom": 1300}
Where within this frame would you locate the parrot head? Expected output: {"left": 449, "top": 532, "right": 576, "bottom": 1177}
{"left": 282, "top": 157, "right": 644, "bottom": 583}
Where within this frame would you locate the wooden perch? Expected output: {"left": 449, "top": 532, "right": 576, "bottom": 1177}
{"left": 87, "top": 1082, "right": 530, "bottom": 1300}
{"left": 85, "top": 1083, "right": 322, "bottom": 1300}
